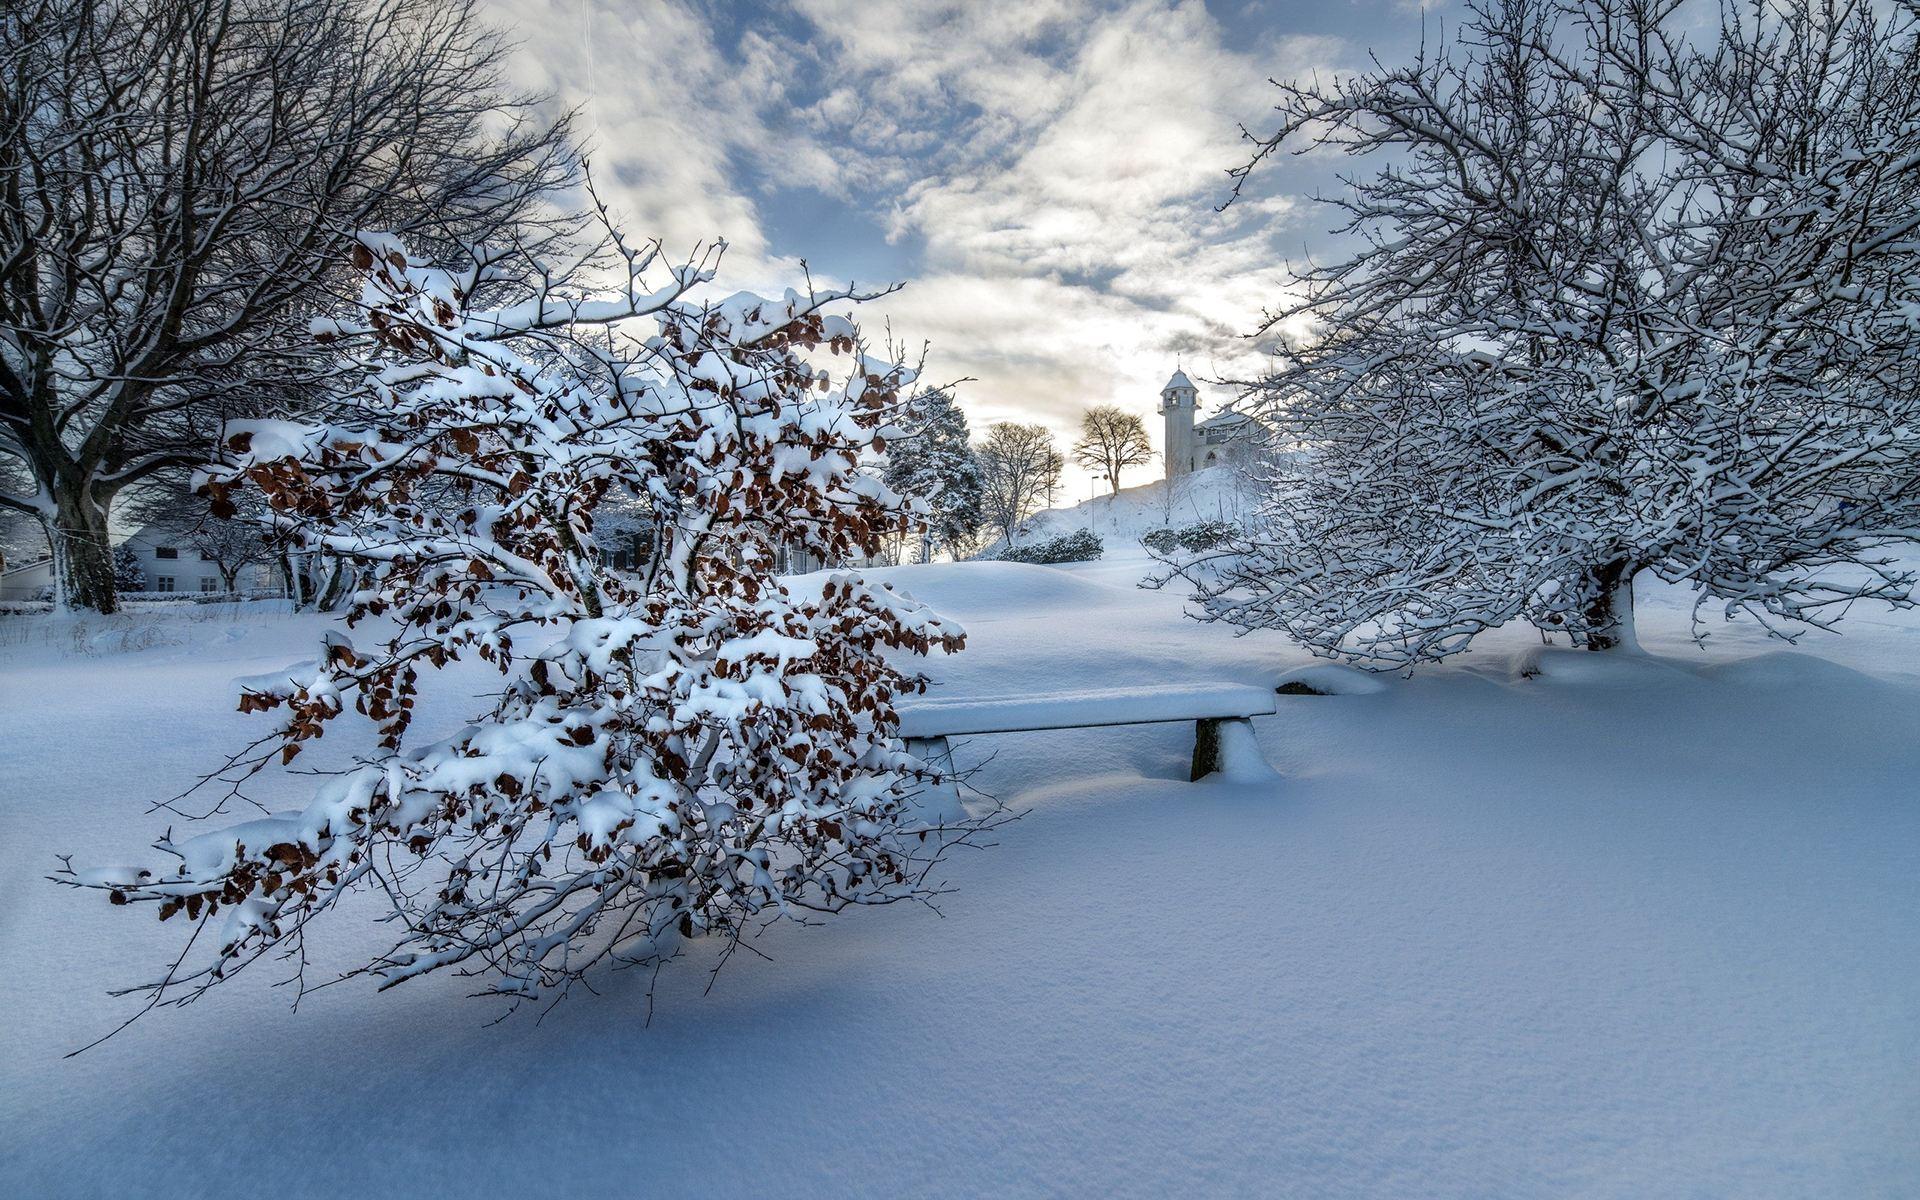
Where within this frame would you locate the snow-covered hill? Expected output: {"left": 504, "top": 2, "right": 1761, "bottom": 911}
{"left": 989, "top": 464, "right": 1258, "bottom": 555}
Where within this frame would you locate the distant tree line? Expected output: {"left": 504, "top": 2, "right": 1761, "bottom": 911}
{"left": 880, "top": 401, "right": 1163, "bottom": 557}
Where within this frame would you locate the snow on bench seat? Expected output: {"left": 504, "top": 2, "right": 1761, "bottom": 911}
{"left": 897, "top": 684, "right": 1280, "bottom": 823}
{"left": 897, "top": 684, "right": 1277, "bottom": 739}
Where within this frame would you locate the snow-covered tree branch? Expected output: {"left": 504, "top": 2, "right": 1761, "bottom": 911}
{"left": 1197, "top": 0, "right": 1920, "bottom": 668}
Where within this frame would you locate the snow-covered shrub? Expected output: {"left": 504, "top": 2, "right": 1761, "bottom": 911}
{"left": 1174, "top": 521, "right": 1234, "bottom": 553}
{"left": 64, "top": 228, "right": 992, "bottom": 1020}
{"left": 1002, "top": 530, "right": 1103, "bottom": 564}
{"left": 1141, "top": 528, "right": 1180, "bottom": 555}
{"left": 1143, "top": 522, "right": 1233, "bottom": 556}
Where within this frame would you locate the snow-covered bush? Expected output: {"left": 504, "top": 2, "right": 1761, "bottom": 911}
{"left": 1175, "top": 522, "right": 1234, "bottom": 553}
{"left": 1143, "top": 522, "right": 1233, "bottom": 556}
{"left": 1001, "top": 530, "right": 1103, "bottom": 564}
{"left": 1141, "top": 528, "right": 1180, "bottom": 555}
{"left": 63, "top": 228, "right": 990, "bottom": 1020}
{"left": 1200, "top": 0, "right": 1920, "bottom": 668}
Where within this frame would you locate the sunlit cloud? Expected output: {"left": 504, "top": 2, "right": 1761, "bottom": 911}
{"left": 484, "top": 0, "right": 1410, "bottom": 487}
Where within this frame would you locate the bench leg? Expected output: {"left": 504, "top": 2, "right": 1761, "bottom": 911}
{"left": 1190, "top": 716, "right": 1279, "bottom": 783}
{"left": 904, "top": 735, "right": 967, "bottom": 825}
{"left": 1191, "top": 719, "right": 1223, "bottom": 782}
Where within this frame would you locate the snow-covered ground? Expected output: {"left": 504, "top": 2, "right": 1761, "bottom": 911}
{"left": 3, "top": 554, "right": 1917, "bottom": 1197}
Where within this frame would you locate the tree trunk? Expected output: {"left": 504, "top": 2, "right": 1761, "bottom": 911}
{"left": 315, "top": 557, "right": 350, "bottom": 611}
{"left": 50, "top": 485, "right": 118, "bottom": 614}
{"left": 282, "top": 551, "right": 307, "bottom": 606}
{"left": 1583, "top": 561, "right": 1638, "bottom": 653}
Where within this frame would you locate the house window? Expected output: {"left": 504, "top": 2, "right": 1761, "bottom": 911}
{"left": 199, "top": 577, "right": 219, "bottom": 593}
{"left": 155, "top": 575, "right": 176, "bottom": 593}
{"left": 154, "top": 546, "right": 178, "bottom": 559}
{"left": 198, "top": 550, "right": 214, "bottom": 561}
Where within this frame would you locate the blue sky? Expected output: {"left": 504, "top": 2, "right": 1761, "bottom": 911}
{"left": 491, "top": 0, "right": 1435, "bottom": 489}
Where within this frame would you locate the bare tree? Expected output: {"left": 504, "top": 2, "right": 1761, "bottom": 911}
{"left": 0, "top": 0, "right": 577, "bottom": 612}
{"left": 1071, "top": 405, "right": 1154, "bottom": 495}
{"left": 977, "top": 422, "right": 1063, "bottom": 545}
{"left": 1192, "top": 0, "right": 1920, "bottom": 668}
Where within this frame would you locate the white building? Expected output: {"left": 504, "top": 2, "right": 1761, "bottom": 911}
{"left": 1159, "top": 369, "right": 1259, "bottom": 479}
{"left": 0, "top": 555, "right": 54, "bottom": 601}
{"left": 0, "top": 523, "right": 283, "bottom": 601}
{"left": 1159, "top": 369, "right": 1200, "bottom": 479}
{"left": 121, "top": 523, "right": 282, "bottom": 594}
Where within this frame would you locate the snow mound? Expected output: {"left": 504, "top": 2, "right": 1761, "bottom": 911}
{"left": 848, "top": 559, "right": 1137, "bottom": 622}
{"left": 1508, "top": 645, "right": 1692, "bottom": 686}
{"left": 1696, "top": 650, "right": 1895, "bottom": 693}
{"left": 1275, "top": 663, "right": 1391, "bottom": 695}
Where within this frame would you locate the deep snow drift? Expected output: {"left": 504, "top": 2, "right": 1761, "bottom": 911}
{"left": 2, "top": 557, "right": 1916, "bottom": 1197}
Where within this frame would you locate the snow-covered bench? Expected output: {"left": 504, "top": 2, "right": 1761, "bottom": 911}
{"left": 898, "top": 683, "right": 1279, "bottom": 818}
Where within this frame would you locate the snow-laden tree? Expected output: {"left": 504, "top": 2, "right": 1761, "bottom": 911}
{"left": 977, "top": 422, "right": 1064, "bottom": 545}
{"left": 1197, "top": 0, "right": 1920, "bottom": 667}
{"left": 64, "top": 229, "right": 989, "bottom": 1027}
{"left": 884, "top": 386, "right": 983, "bottom": 562}
{"left": 1072, "top": 405, "right": 1155, "bottom": 495}
{"left": 0, "top": 0, "right": 574, "bottom": 613}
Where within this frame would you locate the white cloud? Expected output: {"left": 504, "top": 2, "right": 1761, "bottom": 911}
{"left": 484, "top": 0, "right": 1348, "bottom": 487}
{"left": 487, "top": 0, "right": 817, "bottom": 283}
{"left": 850, "top": 1, "right": 1337, "bottom": 468}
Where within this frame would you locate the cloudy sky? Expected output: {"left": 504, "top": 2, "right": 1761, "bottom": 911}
{"left": 489, "top": 0, "right": 1433, "bottom": 491}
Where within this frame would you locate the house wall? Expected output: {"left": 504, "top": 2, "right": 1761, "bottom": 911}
{"left": 0, "top": 524, "right": 285, "bottom": 600}
{"left": 120, "top": 528, "right": 280, "bottom": 594}
{"left": 0, "top": 558, "right": 55, "bottom": 601}
{"left": 1193, "top": 415, "right": 1258, "bottom": 471}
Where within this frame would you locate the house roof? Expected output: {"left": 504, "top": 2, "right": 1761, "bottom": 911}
{"left": 1163, "top": 369, "right": 1196, "bottom": 392}
{"left": 1197, "top": 410, "right": 1253, "bottom": 429}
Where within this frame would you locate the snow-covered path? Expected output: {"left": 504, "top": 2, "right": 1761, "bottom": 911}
{"left": 2, "top": 559, "right": 1916, "bottom": 1197}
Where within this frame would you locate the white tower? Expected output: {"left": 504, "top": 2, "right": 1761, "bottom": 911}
{"left": 1160, "top": 368, "right": 1198, "bottom": 479}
